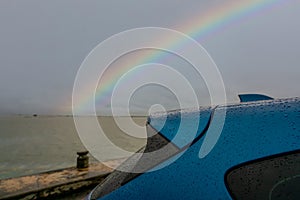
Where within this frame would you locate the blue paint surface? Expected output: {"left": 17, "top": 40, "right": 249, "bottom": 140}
{"left": 149, "top": 108, "right": 212, "bottom": 148}
{"left": 99, "top": 98, "right": 300, "bottom": 200}
{"left": 238, "top": 94, "right": 273, "bottom": 102}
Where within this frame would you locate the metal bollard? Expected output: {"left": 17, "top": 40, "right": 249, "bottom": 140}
{"left": 77, "top": 151, "right": 89, "bottom": 169}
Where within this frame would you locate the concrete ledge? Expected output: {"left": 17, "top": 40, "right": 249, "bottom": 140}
{"left": 0, "top": 159, "right": 125, "bottom": 200}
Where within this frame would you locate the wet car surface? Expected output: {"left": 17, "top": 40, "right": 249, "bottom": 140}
{"left": 88, "top": 97, "right": 300, "bottom": 200}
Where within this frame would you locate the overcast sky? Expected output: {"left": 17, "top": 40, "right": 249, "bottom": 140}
{"left": 0, "top": 0, "right": 299, "bottom": 115}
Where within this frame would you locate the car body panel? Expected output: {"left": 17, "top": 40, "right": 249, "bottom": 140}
{"left": 238, "top": 93, "right": 274, "bottom": 102}
{"left": 92, "top": 97, "right": 300, "bottom": 200}
{"left": 149, "top": 107, "right": 212, "bottom": 148}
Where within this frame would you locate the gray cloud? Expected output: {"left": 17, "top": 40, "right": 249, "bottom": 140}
{"left": 0, "top": 0, "right": 299, "bottom": 115}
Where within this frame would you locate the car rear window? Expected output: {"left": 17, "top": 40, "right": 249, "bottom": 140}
{"left": 225, "top": 150, "right": 300, "bottom": 200}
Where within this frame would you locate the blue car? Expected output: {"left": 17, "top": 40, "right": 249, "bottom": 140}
{"left": 88, "top": 94, "right": 300, "bottom": 200}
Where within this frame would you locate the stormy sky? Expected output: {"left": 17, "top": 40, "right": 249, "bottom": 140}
{"left": 0, "top": 0, "right": 299, "bottom": 115}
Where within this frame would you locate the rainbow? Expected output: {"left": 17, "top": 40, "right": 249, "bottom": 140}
{"left": 177, "top": 0, "right": 283, "bottom": 41}
{"left": 74, "top": 0, "right": 284, "bottom": 113}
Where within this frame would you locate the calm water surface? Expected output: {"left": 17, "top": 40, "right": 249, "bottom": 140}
{"left": 0, "top": 116, "right": 146, "bottom": 179}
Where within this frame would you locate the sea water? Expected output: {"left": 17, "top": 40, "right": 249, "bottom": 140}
{"left": 0, "top": 116, "right": 146, "bottom": 179}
